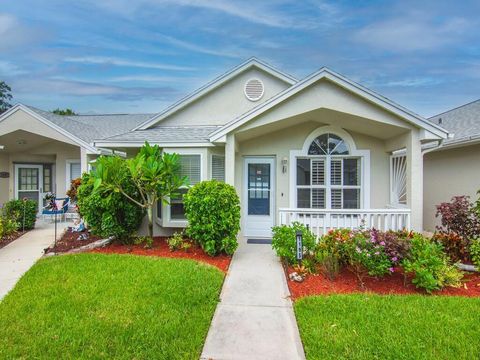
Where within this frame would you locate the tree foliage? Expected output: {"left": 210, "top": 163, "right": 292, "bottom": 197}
{"left": 52, "top": 108, "right": 77, "bottom": 116}
{"left": 0, "top": 81, "right": 12, "bottom": 114}
{"left": 92, "top": 142, "right": 186, "bottom": 238}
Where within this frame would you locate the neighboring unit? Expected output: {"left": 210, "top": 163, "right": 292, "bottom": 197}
{"left": 424, "top": 99, "right": 480, "bottom": 230}
{"left": 0, "top": 58, "right": 451, "bottom": 237}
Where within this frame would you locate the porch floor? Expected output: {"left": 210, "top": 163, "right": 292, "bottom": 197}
{"left": 201, "top": 237, "right": 305, "bottom": 360}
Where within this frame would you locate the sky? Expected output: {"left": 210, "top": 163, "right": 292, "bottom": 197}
{"left": 0, "top": 0, "right": 479, "bottom": 117}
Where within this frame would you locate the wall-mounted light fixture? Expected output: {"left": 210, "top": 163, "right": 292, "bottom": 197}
{"left": 282, "top": 157, "right": 288, "bottom": 174}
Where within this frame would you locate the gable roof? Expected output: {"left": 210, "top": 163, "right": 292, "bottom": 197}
{"left": 428, "top": 99, "right": 480, "bottom": 146}
{"left": 0, "top": 104, "right": 99, "bottom": 153}
{"left": 132, "top": 57, "right": 298, "bottom": 131}
{"left": 209, "top": 67, "right": 450, "bottom": 142}
{"left": 94, "top": 125, "right": 220, "bottom": 147}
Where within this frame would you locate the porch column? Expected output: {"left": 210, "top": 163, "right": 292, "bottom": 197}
{"left": 225, "top": 134, "right": 235, "bottom": 186}
{"left": 80, "top": 147, "right": 88, "bottom": 175}
{"left": 406, "top": 129, "right": 423, "bottom": 231}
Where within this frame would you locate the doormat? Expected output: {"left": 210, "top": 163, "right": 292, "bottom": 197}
{"left": 247, "top": 239, "right": 272, "bottom": 244}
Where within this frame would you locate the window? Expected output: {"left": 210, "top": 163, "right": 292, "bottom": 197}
{"left": 70, "top": 163, "right": 81, "bottom": 180}
{"left": 43, "top": 165, "right": 52, "bottom": 193}
{"left": 211, "top": 155, "right": 225, "bottom": 182}
{"left": 169, "top": 154, "right": 201, "bottom": 220}
{"left": 296, "top": 133, "right": 361, "bottom": 209}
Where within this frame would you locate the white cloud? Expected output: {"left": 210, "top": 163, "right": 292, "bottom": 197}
{"left": 0, "top": 60, "right": 26, "bottom": 76}
{"left": 63, "top": 56, "right": 195, "bottom": 71}
{"left": 354, "top": 16, "right": 472, "bottom": 52}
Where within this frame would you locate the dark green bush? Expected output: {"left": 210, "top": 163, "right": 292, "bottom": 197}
{"left": 77, "top": 172, "right": 145, "bottom": 242}
{"left": 271, "top": 222, "right": 316, "bottom": 265}
{"left": 402, "top": 234, "right": 463, "bottom": 293}
{"left": 2, "top": 199, "right": 37, "bottom": 230}
{"left": 184, "top": 180, "right": 240, "bottom": 256}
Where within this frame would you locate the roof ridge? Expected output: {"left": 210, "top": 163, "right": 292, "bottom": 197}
{"left": 428, "top": 98, "right": 480, "bottom": 119}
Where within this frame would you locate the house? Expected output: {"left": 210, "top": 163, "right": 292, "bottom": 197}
{"left": 0, "top": 58, "right": 450, "bottom": 237}
{"left": 424, "top": 99, "right": 480, "bottom": 231}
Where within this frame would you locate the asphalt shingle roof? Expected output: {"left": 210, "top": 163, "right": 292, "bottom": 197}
{"left": 101, "top": 125, "right": 221, "bottom": 143}
{"left": 428, "top": 99, "right": 480, "bottom": 144}
{"left": 26, "top": 106, "right": 156, "bottom": 143}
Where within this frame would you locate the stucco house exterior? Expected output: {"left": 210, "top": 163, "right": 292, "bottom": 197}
{"left": 0, "top": 58, "right": 451, "bottom": 237}
{"left": 424, "top": 99, "right": 480, "bottom": 231}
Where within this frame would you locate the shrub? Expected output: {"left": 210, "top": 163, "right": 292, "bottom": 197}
{"left": 373, "top": 229, "right": 412, "bottom": 264}
{"left": 77, "top": 172, "right": 145, "bottom": 241}
{"left": 470, "top": 239, "right": 480, "bottom": 268}
{"left": 167, "top": 232, "right": 185, "bottom": 251}
{"left": 402, "top": 234, "right": 463, "bottom": 293}
{"left": 436, "top": 196, "right": 480, "bottom": 240}
{"left": 134, "top": 236, "right": 153, "bottom": 249}
{"left": 0, "top": 215, "right": 19, "bottom": 239}
{"left": 2, "top": 199, "right": 37, "bottom": 230}
{"left": 66, "top": 178, "right": 82, "bottom": 202}
{"left": 271, "top": 222, "right": 317, "bottom": 265}
{"left": 432, "top": 232, "right": 469, "bottom": 263}
{"left": 341, "top": 230, "right": 393, "bottom": 287}
{"left": 184, "top": 180, "right": 240, "bottom": 256}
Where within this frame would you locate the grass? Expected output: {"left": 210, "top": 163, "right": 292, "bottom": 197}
{"left": 0, "top": 253, "right": 224, "bottom": 359}
{"left": 295, "top": 294, "right": 480, "bottom": 360}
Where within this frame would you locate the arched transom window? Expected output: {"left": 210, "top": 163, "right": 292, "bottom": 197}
{"left": 296, "top": 132, "right": 361, "bottom": 209}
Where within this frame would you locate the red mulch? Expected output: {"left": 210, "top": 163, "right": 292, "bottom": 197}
{"left": 286, "top": 266, "right": 480, "bottom": 300}
{"left": 91, "top": 237, "right": 231, "bottom": 272}
{"left": 0, "top": 231, "right": 27, "bottom": 249}
{"left": 45, "top": 230, "right": 102, "bottom": 253}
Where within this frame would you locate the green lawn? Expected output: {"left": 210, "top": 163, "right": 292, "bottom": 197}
{"left": 295, "top": 294, "right": 480, "bottom": 360}
{"left": 0, "top": 253, "right": 224, "bottom": 359}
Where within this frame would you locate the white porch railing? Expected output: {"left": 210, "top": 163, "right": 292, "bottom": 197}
{"left": 278, "top": 208, "right": 411, "bottom": 237}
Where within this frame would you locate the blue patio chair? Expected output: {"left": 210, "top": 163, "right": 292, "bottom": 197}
{"left": 42, "top": 197, "right": 70, "bottom": 221}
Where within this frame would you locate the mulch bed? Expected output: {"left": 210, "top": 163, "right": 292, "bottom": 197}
{"left": 92, "top": 237, "right": 231, "bottom": 272}
{"left": 286, "top": 266, "right": 480, "bottom": 300}
{"left": 0, "top": 231, "right": 27, "bottom": 249}
{"left": 45, "top": 230, "right": 102, "bottom": 254}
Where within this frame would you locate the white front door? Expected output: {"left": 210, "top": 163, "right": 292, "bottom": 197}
{"left": 14, "top": 164, "right": 44, "bottom": 212}
{"left": 244, "top": 157, "right": 275, "bottom": 238}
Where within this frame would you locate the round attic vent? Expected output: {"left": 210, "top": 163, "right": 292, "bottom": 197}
{"left": 244, "top": 78, "right": 264, "bottom": 101}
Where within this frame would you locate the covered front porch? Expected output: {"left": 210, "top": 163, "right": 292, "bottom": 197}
{"left": 213, "top": 74, "right": 447, "bottom": 237}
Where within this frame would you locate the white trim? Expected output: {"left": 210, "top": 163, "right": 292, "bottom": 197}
{"left": 243, "top": 156, "right": 276, "bottom": 238}
{"left": 14, "top": 164, "right": 44, "bottom": 213}
{"left": 93, "top": 141, "right": 214, "bottom": 148}
{"left": 0, "top": 104, "right": 99, "bottom": 153}
{"left": 289, "top": 126, "right": 370, "bottom": 210}
{"left": 133, "top": 58, "right": 297, "bottom": 131}
{"left": 65, "top": 159, "right": 81, "bottom": 192}
{"left": 210, "top": 67, "right": 450, "bottom": 142}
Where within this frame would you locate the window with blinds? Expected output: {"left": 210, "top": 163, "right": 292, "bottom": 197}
{"left": 170, "top": 154, "right": 201, "bottom": 220}
{"left": 178, "top": 155, "right": 201, "bottom": 185}
{"left": 70, "top": 163, "right": 81, "bottom": 181}
{"left": 211, "top": 155, "right": 225, "bottom": 182}
{"left": 296, "top": 154, "right": 361, "bottom": 209}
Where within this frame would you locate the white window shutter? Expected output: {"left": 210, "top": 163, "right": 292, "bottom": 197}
{"left": 70, "top": 163, "right": 81, "bottom": 180}
{"left": 311, "top": 159, "right": 325, "bottom": 185}
{"left": 211, "top": 155, "right": 225, "bottom": 182}
{"left": 178, "top": 155, "right": 201, "bottom": 185}
{"left": 331, "top": 159, "right": 342, "bottom": 185}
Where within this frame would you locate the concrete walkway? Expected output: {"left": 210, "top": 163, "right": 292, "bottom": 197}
{"left": 201, "top": 238, "right": 306, "bottom": 360}
{"left": 0, "top": 220, "right": 60, "bottom": 300}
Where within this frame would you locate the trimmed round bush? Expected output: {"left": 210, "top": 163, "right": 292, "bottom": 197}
{"left": 184, "top": 180, "right": 240, "bottom": 256}
{"left": 2, "top": 199, "right": 37, "bottom": 230}
{"left": 77, "top": 173, "right": 145, "bottom": 241}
